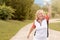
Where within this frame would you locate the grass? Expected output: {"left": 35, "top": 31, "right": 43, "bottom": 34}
{"left": 0, "top": 20, "right": 60, "bottom": 40}
{"left": 49, "top": 22, "right": 60, "bottom": 31}
{"left": 0, "top": 20, "right": 33, "bottom": 40}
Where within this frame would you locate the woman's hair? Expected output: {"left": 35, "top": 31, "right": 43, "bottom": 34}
{"left": 35, "top": 9, "right": 44, "bottom": 20}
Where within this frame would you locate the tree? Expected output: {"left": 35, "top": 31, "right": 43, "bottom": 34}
{"left": 52, "top": 0, "right": 60, "bottom": 18}
{"left": 5, "top": 0, "right": 34, "bottom": 20}
{"left": 29, "top": 4, "right": 41, "bottom": 20}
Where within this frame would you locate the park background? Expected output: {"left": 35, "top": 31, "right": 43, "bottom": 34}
{"left": 0, "top": 0, "right": 60, "bottom": 40}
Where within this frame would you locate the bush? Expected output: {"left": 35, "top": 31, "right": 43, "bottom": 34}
{"left": 5, "top": 0, "right": 34, "bottom": 20}
{"left": 0, "top": 3, "right": 15, "bottom": 20}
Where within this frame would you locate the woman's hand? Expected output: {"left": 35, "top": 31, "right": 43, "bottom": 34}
{"left": 27, "top": 34, "right": 30, "bottom": 39}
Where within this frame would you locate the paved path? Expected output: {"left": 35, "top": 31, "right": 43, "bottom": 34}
{"left": 10, "top": 19, "right": 60, "bottom": 40}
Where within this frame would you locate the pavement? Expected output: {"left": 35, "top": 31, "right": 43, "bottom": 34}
{"left": 10, "top": 19, "right": 60, "bottom": 40}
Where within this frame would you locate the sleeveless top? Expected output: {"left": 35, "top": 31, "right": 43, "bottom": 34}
{"left": 34, "top": 19, "right": 47, "bottom": 39}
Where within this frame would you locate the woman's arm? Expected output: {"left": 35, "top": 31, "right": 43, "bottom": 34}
{"left": 47, "top": 3, "right": 51, "bottom": 17}
{"left": 45, "top": 4, "right": 51, "bottom": 20}
{"left": 27, "top": 23, "right": 36, "bottom": 39}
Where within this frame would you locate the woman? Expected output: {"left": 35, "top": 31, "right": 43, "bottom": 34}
{"left": 27, "top": 6, "right": 51, "bottom": 40}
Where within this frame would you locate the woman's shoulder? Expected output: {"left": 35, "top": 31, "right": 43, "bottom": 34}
{"left": 44, "top": 15, "right": 50, "bottom": 20}
{"left": 43, "top": 19, "right": 47, "bottom": 22}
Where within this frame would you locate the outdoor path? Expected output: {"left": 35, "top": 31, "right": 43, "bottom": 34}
{"left": 10, "top": 19, "right": 60, "bottom": 40}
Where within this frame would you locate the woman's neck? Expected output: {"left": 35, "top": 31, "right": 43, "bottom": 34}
{"left": 37, "top": 18, "right": 45, "bottom": 26}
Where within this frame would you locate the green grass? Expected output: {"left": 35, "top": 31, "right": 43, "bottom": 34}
{"left": 1, "top": 20, "right": 60, "bottom": 40}
{"left": 0, "top": 20, "right": 33, "bottom": 40}
{"left": 49, "top": 22, "right": 60, "bottom": 31}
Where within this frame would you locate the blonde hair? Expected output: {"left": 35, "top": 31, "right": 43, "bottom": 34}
{"left": 35, "top": 9, "right": 44, "bottom": 20}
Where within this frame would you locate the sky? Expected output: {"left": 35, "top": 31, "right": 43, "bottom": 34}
{"left": 34, "top": 0, "right": 44, "bottom": 5}
{"left": 34, "top": 0, "right": 51, "bottom": 6}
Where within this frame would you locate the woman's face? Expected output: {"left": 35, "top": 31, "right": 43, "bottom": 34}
{"left": 37, "top": 12, "right": 44, "bottom": 20}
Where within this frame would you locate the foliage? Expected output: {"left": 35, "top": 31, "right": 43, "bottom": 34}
{"left": 5, "top": 0, "right": 34, "bottom": 20}
{"left": 29, "top": 4, "right": 41, "bottom": 20}
{"left": 0, "top": 0, "right": 41, "bottom": 20}
{"left": 0, "top": 3, "right": 15, "bottom": 20}
{"left": 52, "top": 0, "right": 60, "bottom": 18}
